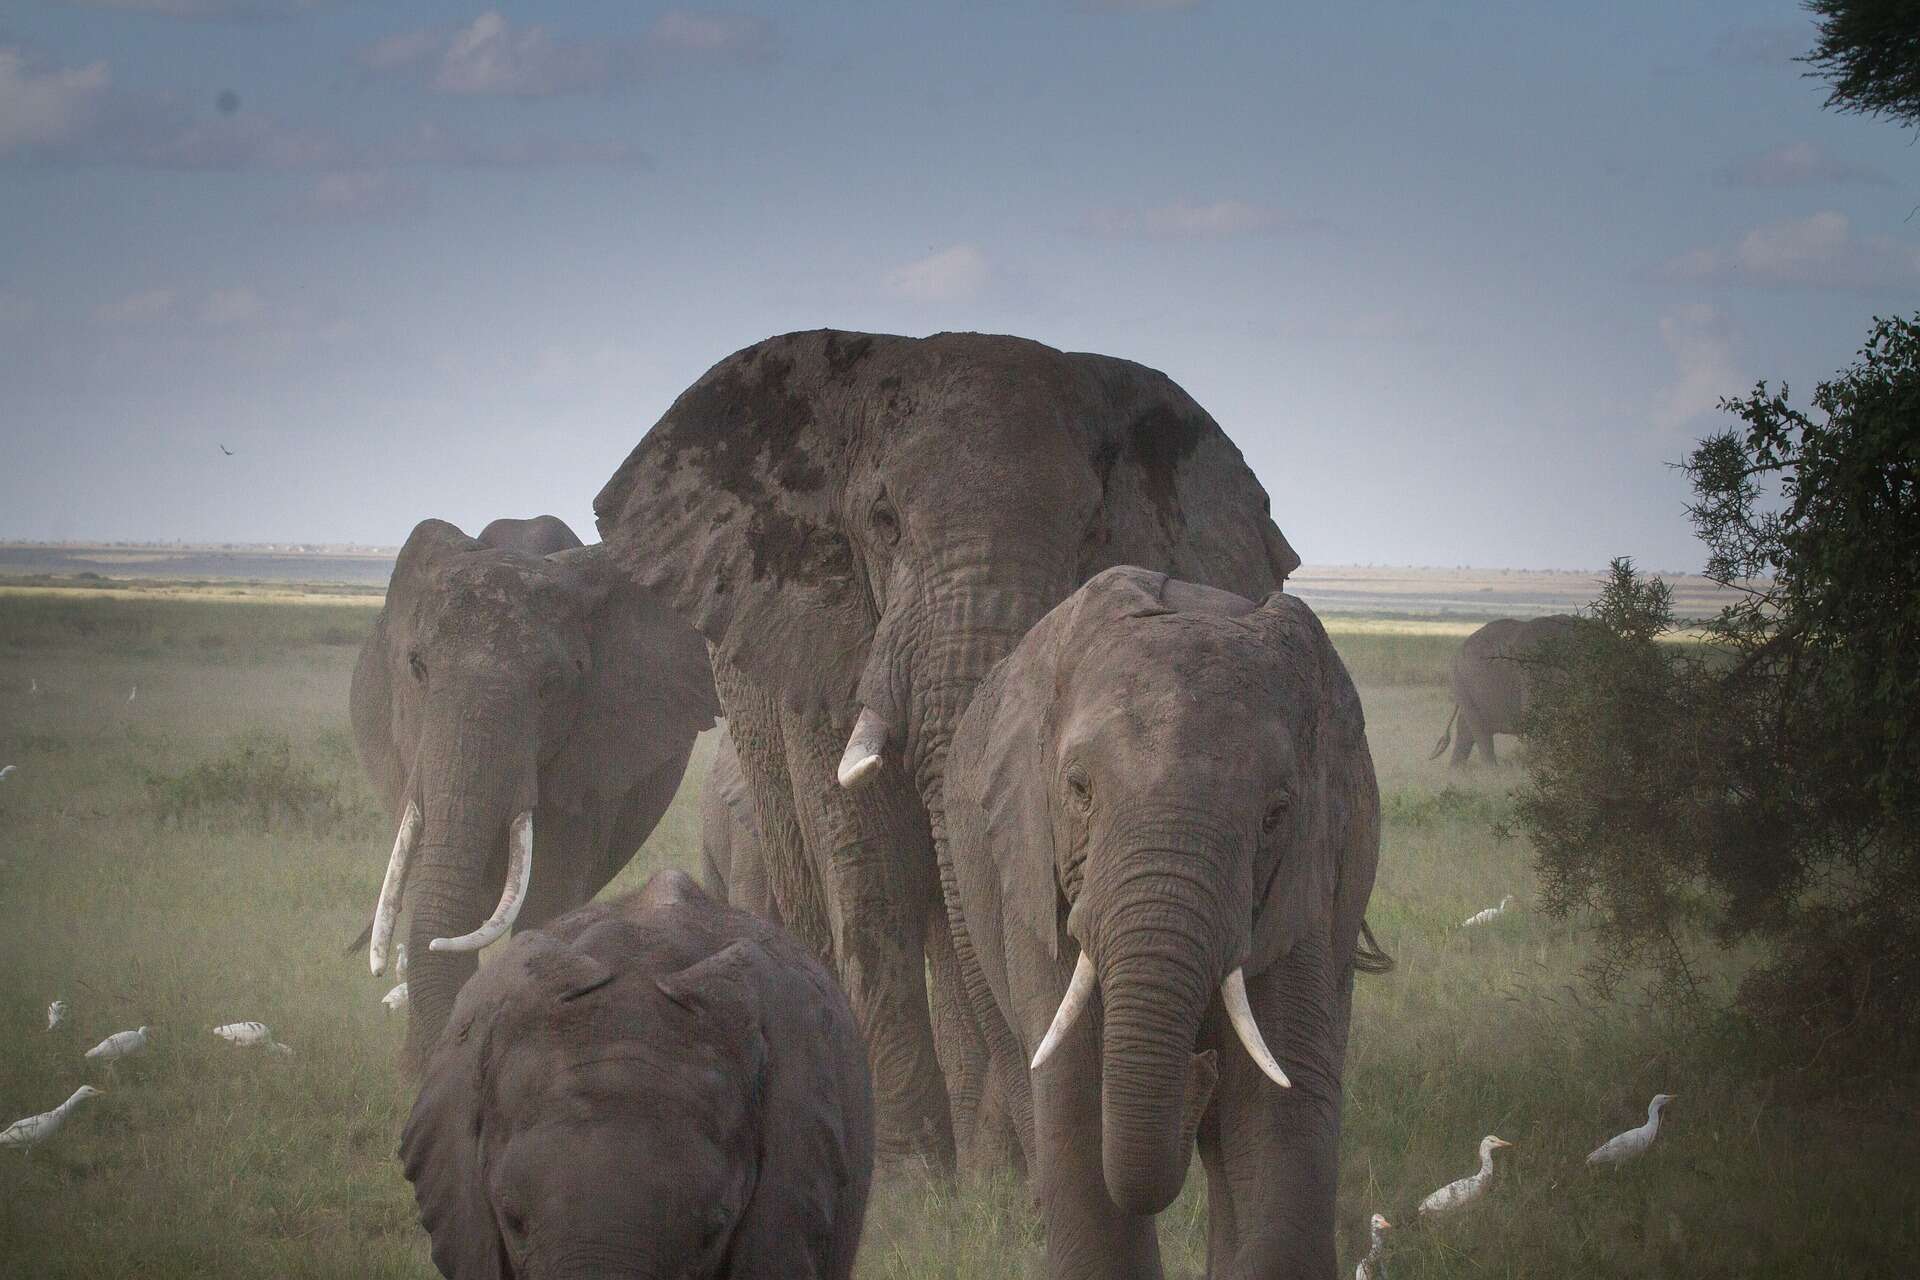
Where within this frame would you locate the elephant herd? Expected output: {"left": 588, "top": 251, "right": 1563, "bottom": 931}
{"left": 352, "top": 329, "right": 1442, "bottom": 1278}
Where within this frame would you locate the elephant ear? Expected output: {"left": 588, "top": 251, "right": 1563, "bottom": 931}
{"left": 1073, "top": 359, "right": 1301, "bottom": 596}
{"left": 1243, "top": 592, "right": 1373, "bottom": 976}
{"left": 399, "top": 975, "right": 510, "bottom": 1280}
{"left": 968, "top": 566, "right": 1174, "bottom": 960}
{"left": 594, "top": 335, "right": 875, "bottom": 720}
{"left": 541, "top": 545, "right": 719, "bottom": 816}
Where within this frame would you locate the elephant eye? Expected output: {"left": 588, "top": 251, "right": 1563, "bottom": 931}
{"left": 537, "top": 671, "right": 565, "bottom": 704}
{"left": 500, "top": 1204, "right": 528, "bottom": 1240}
{"left": 701, "top": 1206, "right": 730, "bottom": 1246}
{"left": 408, "top": 650, "right": 427, "bottom": 684}
{"left": 1261, "top": 793, "right": 1292, "bottom": 836}
{"left": 869, "top": 494, "right": 901, "bottom": 547}
{"left": 1065, "top": 765, "right": 1093, "bottom": 814}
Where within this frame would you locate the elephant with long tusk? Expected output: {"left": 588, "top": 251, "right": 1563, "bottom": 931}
{"left": 944, "top": 567, "right": 1388, "bottom": 1277}
{"left": 351, "top": 516, "right": 718, "bottom": 1068}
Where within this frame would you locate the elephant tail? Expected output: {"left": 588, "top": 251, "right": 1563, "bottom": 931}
{"left": 1427, "top": 706, "right": 1458, "bottom": 761}
{"left": 343, "top": 919, "right": 372, "bottom": 956}
{"left": 1354, "top": 920, "right": 1395, "bottom": 975}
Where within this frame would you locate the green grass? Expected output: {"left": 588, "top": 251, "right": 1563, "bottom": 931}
{"left": 1, "top": 593, "right": 1913, "bottom": 1277}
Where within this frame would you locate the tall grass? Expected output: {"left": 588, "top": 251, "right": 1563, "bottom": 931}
{"left": 0, "top": 592, "right": 1913, "bottom": 1277}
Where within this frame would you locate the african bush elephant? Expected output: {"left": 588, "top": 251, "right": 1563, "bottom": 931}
{"left": 944, "top": 567, "right": 1383, "bottom": 1278}
{"left": 700, "top": 727, "right": 778, "bottom": 925}
{"left": 594, "top": 329, "right": 1299, "bottom": 1174}
{"left": 351, "top": 516, "right": 718, "bottom": 1065}
{"left": 1429, "top": 614, "right": 1587, "bottom": 766}
{"left": 401, "top": 870, "right": 873, "bottom": 1280}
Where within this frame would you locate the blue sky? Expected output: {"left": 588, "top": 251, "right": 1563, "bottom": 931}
{"left": 2, "top": 0, "right": 1913, "bottom": 569}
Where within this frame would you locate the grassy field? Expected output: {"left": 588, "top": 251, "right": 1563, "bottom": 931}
{"left": 1, "top": 590, "right": 1914, "bottom": 1278}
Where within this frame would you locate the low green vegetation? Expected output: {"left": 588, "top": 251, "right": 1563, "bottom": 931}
{"left": 0, "top": 590, "right": 1913, "bottom": 1277}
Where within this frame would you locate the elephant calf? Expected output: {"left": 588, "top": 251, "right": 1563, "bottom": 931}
{"left": 1429, "top": 613, "right": 1587, "bottom": 765}
{"left": 402, "top": 869, "right": 874, "bottom": 1280}
{"left": 944, "top": 566, "right": 1383, "bottom": 1278}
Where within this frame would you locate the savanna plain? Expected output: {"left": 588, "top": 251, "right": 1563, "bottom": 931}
{"left": 1, "top": 583, "right": 1914, "bottom": 1278}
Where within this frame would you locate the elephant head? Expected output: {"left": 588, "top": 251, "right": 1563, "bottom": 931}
{"left": 592, "top": 330, "right": 1298, "bottom": 817}
{"left": 352, "top": 519, "right": 717, "bottom": 1064}
{"left": 953, "top": 567, "right": 1380, "bottom": 1217}
{"left": 401, "top": 873, "right": 873, "bottom": 1280}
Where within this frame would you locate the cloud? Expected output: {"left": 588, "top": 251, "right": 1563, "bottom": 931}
{"left": 1653, "top": 305, "right": 1741, "bottom": 433}
{"left": 58, "top": 0, "right": 346, "bottom": 16}
{"left": 198, "top": 287, "right": 264, "bottom": 329}
{"left": 0, "top": 48, "right": 111, "bottom": 153}
{"left": 284, "top": 169, "right": 421, "bottom": 222}
{"left": 93, "top": 289, "right": 177, "bottom": 328}
{"left": 361, "top": 9, "right": 774, "bottom": 98}
{"left": 884, "top": 244, "right": 990, "bottom": 302}
{"left": 1711, "top": 24, "right": 1808, "bottom": 67}
{"left": 1665, "top": 212, "right": 1920, "bottom": 292}
{"left": 1714, "top": 141, "right": 1890, "bottom": 189}
{"left": 1080, "top": 199, "right": 1324, "bottom": 239}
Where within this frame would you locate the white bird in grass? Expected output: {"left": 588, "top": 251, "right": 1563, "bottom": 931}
{"left": 1, "top": 1086, "right": 104, "bottom": 1150}
{"left": 0, "top": 764, "right": 17, "bottom": 781}
{"left": 127, "top": 685, "right": 137, "bottom": 703}
{"left": 212, "top": 1022, "right": 293, "bottom": 1055}
{"left": 382, "top": 982, "right": 409, "bottom": 1011}
{"left": 1355, "top": 1213, "right": 1392, "bottom": 1280}
{"left": 1461, "top": 895, "right": 1515, "bottom": 928}
{"left": 1587, "top": 1093, "right": 1676, "bottom": 1166}
{"left": 47, "top": 1000, "right": 67, "bottom": 1031}
{"left": 84, "top": 1026, "right": 151, "bottom": 1063}
{"left": 1418, "top": 1135, "right": 1514, "bottom": 1217}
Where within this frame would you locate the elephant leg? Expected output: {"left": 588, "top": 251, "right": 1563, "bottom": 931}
{"left": 926, "top": 900, "right": 995, "bottom": 1175}
{"left": 1198, "top": 934, "right": 1343, "bottom": 1278}
{"left": 781, "top": 704, "right": 956, "bottom": 1176}
{"left": 1034, "top": 1010, "right": 1163, "bottom": 1280}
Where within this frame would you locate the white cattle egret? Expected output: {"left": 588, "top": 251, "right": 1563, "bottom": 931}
{"left": 0, "top": 764, "right": 17, "bottom": 781}
{"left": 1461, "top": 895, "right": 1515, "bottom": 928}
{"left": 1587, "top": 1093, "right": 1676, "bottom": 1166}
{"left": 28, "top": 678, "right": 38, "bottom": 695}
{"left": 84, "top": 1026, "right": 150, "bottom": 1062}
{"left": 47, "top": 1000, "right": 67, "bottom": 1031}
{"left": 213, "top": 1022, "right": 293, "bottom": 1055}
{"left": 1356, "top": 1213, "right": 1392, "bottom": 1280}
{"left": 1, "top": 1086, "right": 104, "bottom": 1150}
{"left": 127, "top": 685, "right": 137, "bottom": 702}
{"left": 1419, "top": 1135, "right": 1514, "bottom": 1216}
{"left": 382, "top": 982, "right": 409, "bottom": 1011}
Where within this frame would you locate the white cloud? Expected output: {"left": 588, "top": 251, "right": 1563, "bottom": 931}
{"left": 199, "top": 287, "right": 264, "bottom": 330}
{"left": 884, "top": 244, "right": 990, "bottom": 302}
{"left": 1666, "top": 211, "right": 1920, "bottom": 291}
{"left": 93, "top": 289, "right": 177, "bottom": 328}
{"left": 286, "top": 170, "right": 420, "bottom": 222}
{"left": 0, "top": 48, "right": 110, "bottom": 154}
{"left": 1715, "top": 141, "right": 1889, "bottom": 189}
{"left": 360, "top": 9, "right": 774, "bottom": 97}
{"left": 1652, "top": 304, "right": 1740, "bottom": 433}
{"left": 1080, "top": 199, "right": 1322, "bottom": 239}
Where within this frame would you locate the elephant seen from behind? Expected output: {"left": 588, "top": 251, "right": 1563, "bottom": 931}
{"left": 1429, "top": 614, "right": 1587, "bottom": 766}
{"left": 402, "top": 870, "right": 874, "bottom": 1279}
{"left": 945, "top": 567, "right": 1386, "bottom": 1278}
{"left": 351, "top": 516, "right": 718, "bottom": 1065}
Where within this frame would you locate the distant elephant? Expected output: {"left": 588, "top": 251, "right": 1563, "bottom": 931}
{"left": 1429, "top": 614, "right": 1587, "bottom": 766}
{"left": 351, "top": 516, "right": 718, "bottom": 1065}
{"left": 594, "top": 329, "right": 1299, "bottom": 1174}
{"left": 945, "top": 567, "right": 1385, "bottom": 1278}
{"left": 700, "top": 727, "right": 778, "bottom": 926}
{"left": 401, "top": 869, "right": 873, "bottom": 1280}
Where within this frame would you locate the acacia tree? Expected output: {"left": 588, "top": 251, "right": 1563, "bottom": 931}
{"left": 1516, "top": 316, "right": 1920, "bottom": 1056}
{"left": 1803, "top": 0, "right": 1920, "bottom": 127}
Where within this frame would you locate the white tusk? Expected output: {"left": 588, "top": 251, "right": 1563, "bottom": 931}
{"left": 836, "top": 707, "right": 888, "bottom": 790}
{"left": 369, "top": 802, "right": 421, "bottom": 977}
{"left": 1030, "top": 951, "right": 1096, "bottom": 1071}
{"left": 431, "top": 812, "right": 534, "bottom": 954}
{"left": 1221, "top": 968, "right": 1290, "bottom": 1089}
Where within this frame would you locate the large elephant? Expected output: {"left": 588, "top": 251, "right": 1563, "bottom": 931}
{"left": 594, "top": 329, "right": 1300, "bottom": 1173}
{"left": 1428, "top": 614, "right": 1587, "bottom": 766}
{"left": 946, "top": 567, "right": 1384, "bottom": 1278}
{"left": 351, "top": 516, "right": 718, "bottom": 1064}
{"left": 401, "top": 869, "right": 873, "bottom": 1280}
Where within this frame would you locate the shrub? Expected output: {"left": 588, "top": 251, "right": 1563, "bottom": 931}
{"left": 147, "top": 734, "right": 353, "bottom": 832}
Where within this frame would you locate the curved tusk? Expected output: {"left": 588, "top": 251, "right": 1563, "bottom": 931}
{"left": 430, "top": 811, "right": 534, "bottom": 954}
{"left": 1030, "top": 951, "right": 1096, "bottom": 1071}
{"left": 836, "top": 707, "right": 888, "bottom": 790}
{"left": 369, "top": 802, "right": 421, "bottom": 977}
{"left": 1221, "top": 968, "right": 1290, "bottom": 1088}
